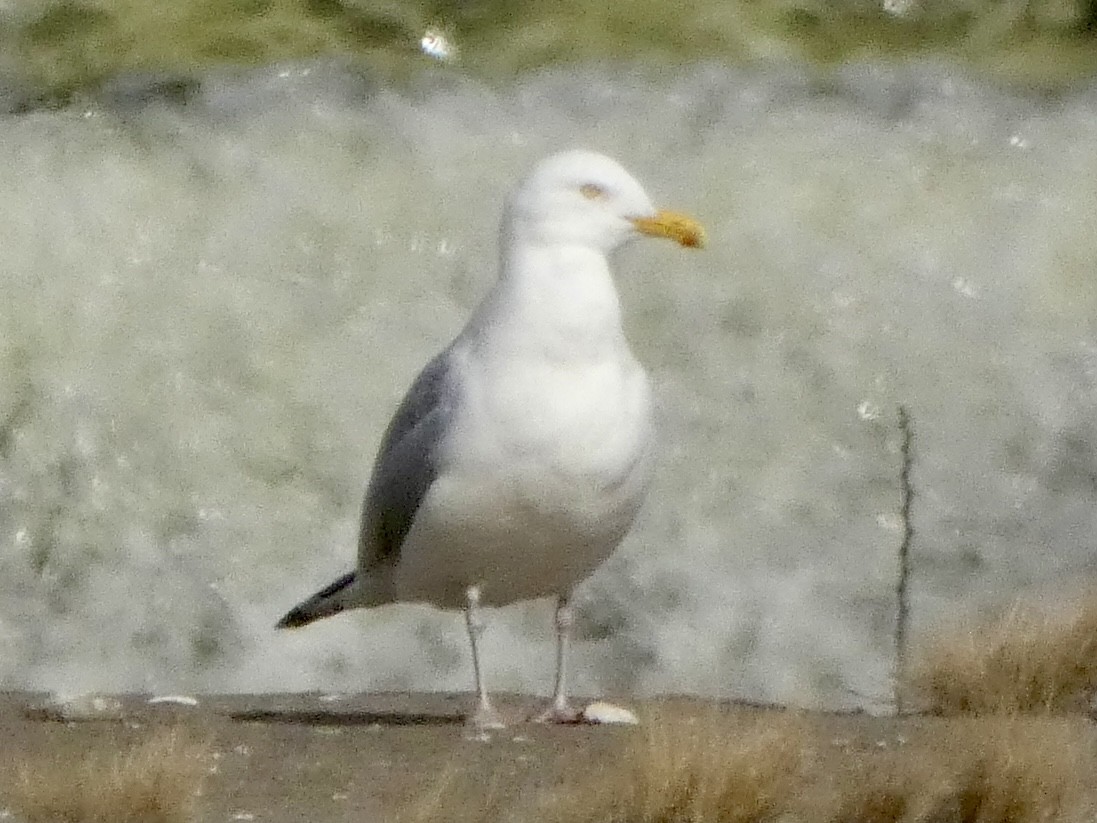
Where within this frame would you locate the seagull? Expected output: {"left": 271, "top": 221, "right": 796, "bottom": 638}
{"left": 277, "top": 150, "right": 705, "bottom": 730}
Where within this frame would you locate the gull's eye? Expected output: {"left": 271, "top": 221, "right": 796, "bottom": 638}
{"left": 580, "top": 183, "right": 607, "bottom": 201}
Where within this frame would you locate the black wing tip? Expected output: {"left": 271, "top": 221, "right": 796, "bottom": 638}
{"left": 275, "top": 571, "right": 357, "bottom": 629}
{"left": 275, "top": 607, "right": 311, "bottom": 630}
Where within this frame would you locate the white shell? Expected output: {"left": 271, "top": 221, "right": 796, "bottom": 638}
{"left": 581, "top": 701, "right": 640, "bottom": 725}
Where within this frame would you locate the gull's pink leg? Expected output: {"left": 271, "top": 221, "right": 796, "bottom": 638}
{"left": 534, "top": 595, "right": 581, "bottom": 723}
{"left": 465, "top": 584, "right": 505, "bottom": 731}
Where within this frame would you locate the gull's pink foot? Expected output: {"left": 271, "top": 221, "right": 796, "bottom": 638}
{"left": 467, "top": 701, "right": 506, "bottom": 732}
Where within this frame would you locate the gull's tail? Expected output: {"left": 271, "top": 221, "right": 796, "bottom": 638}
{"left": 276, "top": 571, "right": 360, "bottom": 629}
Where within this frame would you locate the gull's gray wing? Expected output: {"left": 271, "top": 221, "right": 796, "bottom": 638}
{"left": 357, "top": 349, "right": 456, "bottom": 570}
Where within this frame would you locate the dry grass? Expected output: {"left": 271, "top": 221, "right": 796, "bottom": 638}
{"left": 5, "top": 728, "right": 210, "bottom": 823}
{"left": 544, "top": 709, "right": 816, "bottom": 823}
{"left": 398, "top": 587, "right": 1097, "bottom": 823}
{"left": 400, "top": 764, "right": 511, "bottom": 823}
{"left": 402, "top": 708, "right": 1097, "bottom": 823}
{"left": 557, "top": 710, "right": 1097, "bottom": 823}
{"left": 907, "top": 593, "right": 1097, "bottom": 715}
{"left": 821, "top": 716, "right": 1097, "bottom": 823}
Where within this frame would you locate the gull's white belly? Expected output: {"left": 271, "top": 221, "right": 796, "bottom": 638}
{"left": 393, "top": 353, "right": 654, "bottom": 608}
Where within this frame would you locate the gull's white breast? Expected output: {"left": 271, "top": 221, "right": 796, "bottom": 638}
{"left": 392, "top": 342, "right": 654, "bottom": 608}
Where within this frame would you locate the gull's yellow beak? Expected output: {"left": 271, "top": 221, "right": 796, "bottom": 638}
{"left": 631, "top": 210, "right": 706, "bottom": 249}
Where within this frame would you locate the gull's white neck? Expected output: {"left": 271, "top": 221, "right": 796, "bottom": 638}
{"left": 466, "top": 242, "right": 631, "bottom": 363}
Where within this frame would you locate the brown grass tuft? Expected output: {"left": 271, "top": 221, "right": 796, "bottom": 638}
{"left": 6, "top": 728, "right": 210, "bottom": 823}
{"left": 907, "top": 594, "right": 1097, "bottom": 715}
{"left": 544, "top": 708, "right": 818, "bottom": 823}
{"left": 946, "top": 717, "right": 1097, "bottom": 823}
{"left": 419, "top": 709, "right": 1096, "bottom": 823}
{"left": 563, "top": 711, "right": 1097, "bottom": 823}
{"left": 821, "top": 716, "right": 1097, "bottom": 823}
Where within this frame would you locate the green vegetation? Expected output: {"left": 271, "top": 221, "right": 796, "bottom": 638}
{"left": 5, "top": 0, "right": 1097, "bottom": 105}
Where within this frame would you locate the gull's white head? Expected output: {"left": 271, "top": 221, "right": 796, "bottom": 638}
{"left": 503, "top": 150, "right": 706, "bottom": 254}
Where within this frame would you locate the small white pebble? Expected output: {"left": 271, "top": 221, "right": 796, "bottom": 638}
{"left": 420, "top": 26, "right": 458, "bottom": 61}
{"left": 581, "top": 701, "right": 639, "bottom": 725}
{"left": 951, "top": 276, "right": 977, "bottom": 298}
{"left": 231, "top": 813, "right": 255, "bottom": 821}
{"left": 856, "top": 400, "right": 880, "bottom": 421}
